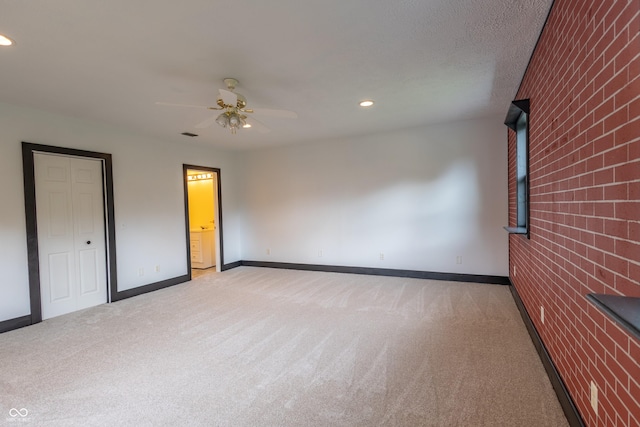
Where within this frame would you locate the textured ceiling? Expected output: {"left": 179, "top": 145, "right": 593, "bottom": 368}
{"left": 0, "top": 0, "right": 553, "bottom": 150}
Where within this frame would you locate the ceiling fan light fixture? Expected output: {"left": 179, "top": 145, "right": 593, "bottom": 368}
{"left": 159, "top": 77, "right": 296, "bottom": 135}
{"left": 228, "top": 113, "right": 241, "bottom": 128}
{"left": 216, "top": 113, "right": 229, "bottom": 128}
{"left": 215, "top": 110, "right": 248, "bottom": 134}
{"left": 359, "top": 100, "right": 374, "bottom": 107}
{"left": 0, "top": 34, "right": 15, "bottom": 46}
{"left": 226, "top": 112, "right": 247, "bottom": 134}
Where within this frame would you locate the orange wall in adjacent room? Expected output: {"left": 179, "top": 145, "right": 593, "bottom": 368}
{"left": 188, "top": 179, "right": 215, "bottom": 231}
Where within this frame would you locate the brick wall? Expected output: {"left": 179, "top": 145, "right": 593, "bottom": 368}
{"left": 508, "top": 0, "right": 639, "bottom": 425}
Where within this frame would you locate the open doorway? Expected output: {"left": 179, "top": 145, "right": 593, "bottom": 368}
{"left": 183, "top": 165, "right": 223, "bottom": 278}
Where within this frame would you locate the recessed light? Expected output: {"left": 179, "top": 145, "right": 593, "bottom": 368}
{"left": 359, "top": 100, "right": 374, "bottom": 107}
{"left": 0, "top": 34, "right": 15, "bottom": 46}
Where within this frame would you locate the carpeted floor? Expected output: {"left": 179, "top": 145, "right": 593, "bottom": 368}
{"left": 0, "top": 267, "right": 568, "bottom": 426}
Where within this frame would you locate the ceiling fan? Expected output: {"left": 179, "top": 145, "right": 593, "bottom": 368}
{"left": 156, "top": 78, "right": 297, "bottom": 134}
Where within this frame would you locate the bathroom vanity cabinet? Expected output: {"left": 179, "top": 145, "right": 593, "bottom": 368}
{"left": 190, "top": 229, "right": 215, "bottom": 269}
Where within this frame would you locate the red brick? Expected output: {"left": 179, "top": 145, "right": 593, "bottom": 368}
{"left": 631, "top": 340, "right": 640, "bottom": 363}
{"left": 615, "top": 201, "right": 640, "bottom": 220}
{"left": 587, "top": 121, "right": 605, "bottom": 143}
{"left": 586, "top": 217, "right": 604, "bottom": 234}
{"left": 594, "top": 168, "right": 615, "bottom": 185}
{"left": 612, "top": 348, "right": 640, "bottom": 389}
{"left": 615, "top": 74, "right": 640, "bottom": 109}
{"left": 605, "top": 322, "right": 631, "bottom": 353}
{"left": 604, "top": 254, "right": 628, "bottom": 276}
{"left": 629, "top": 55, "right": 640, "bottom": 88}
{"left": 616, "top": 240, "right": 640, "bottom": 263}
{"left": 615, "top": 275, "right": 640, "bottom": 297}
{"left": 631, "top": 381, "right": 640, "bottom": 417}
{"left": 630, "top": 98, "right": 640, "bottom": 122}
{"left": 614, "top": 2, "right": 640, "bottom": 36}
{"left": 629, "top": 262, "right": 640, "bottom": 284}
{"left": 605, "top": 29, "right": 631, "bottom": 65}
{"left": 594, "top": 202, "right": 615, "bottom": 218}
{"left": 631, "top": 140, "right": 640, "bottom": 161}
{"left": 580, "top": 173, "right": 595, "bottom": 188}
{"left": 604, "top": 382, "right": 628, "bottom": 421}
{"left": 603, "top": 0, "right": 628, "bottom": 32}
{"left": 605, "top": 69, "right": 630, "bottom": 101}
{"left": 596, "top": 234, "right": 616, "bottom": 253}
{"left": 630, "top": 222, "right": 640, "bottom": 242}
{"left": 616, "top": 388, "right": 640, "bottom": 427}
{"left": 586, "top": 154, "right": 604, "bottom": 171}
{"left": 615, "top": 161, "right": 640, "bottom": 183}
{"left": 604, "top": 219, "right": 629, "bottom": 239}
{"left": 604, "top": 106, "right": 629, "bottom": 133}
{"left": 509, "top": 1, "right": 640, "bottom": 425}
{"left": 596, "top": 27, "right": 617, "bottom": 63}
{"left": 595, "top": 97, "right": 616, "bottom": 122}
{"left": 594, "top": 324, "right": 616, "bottom": 356}
{"left": 615, "top": 118, "right": 640, "bottom": 146}
{"left": 594, "top": 133, "right": 615, "bottom": 154}
{"left": 587, "top": 87, "right": 605, "bottom": 112}
{"left": 587, "top": 187, "right": 605, "bottom": 201}
{"left": 604, "top": 183, "right": 628, "bottom": 200}
{"left": 604, "top": 145, "right": 629, "bottom": 166}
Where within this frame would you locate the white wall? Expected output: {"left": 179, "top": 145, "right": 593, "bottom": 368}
{"left": 240, "top": 118, "right": 508, "bottom": 276}
{"left": 0, "top": 101, "right": 508, "bottom": 324}
{"left": 0, "top": 102, "right": 242, "bottom": 322}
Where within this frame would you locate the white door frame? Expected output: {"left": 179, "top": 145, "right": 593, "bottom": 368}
{"left": 22, "top": 142, "right": 118, "bottom": 324}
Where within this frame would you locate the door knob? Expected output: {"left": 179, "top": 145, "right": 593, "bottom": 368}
{"left": 86, "top": 240, "right": 91, "bottom": 245}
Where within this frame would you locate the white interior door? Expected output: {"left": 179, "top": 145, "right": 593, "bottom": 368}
{"left": 35, "top": 153, "right": 108, "bottom": 320}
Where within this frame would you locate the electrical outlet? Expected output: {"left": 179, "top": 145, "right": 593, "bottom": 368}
{"left": 513, "top": 265, "right": 517, "bottom": 277}
{"left": 456, "top": 256, "right": 463, "bottom": 265}
{"left": 379, "top": 253, "right": 384, "bottom": 261}
{"left": 155, "top": 265, "right": 160, "bottom": 273}
{"left": 138, "top": 268, "right": 144, "bottom": 277}
{"left": 266, "top": 248, "right": 271, "bottom": 255}
{"left": 318, "top": 249, "right": 323, "bottom": 257}
{"left": 590, "top": 381, "right": 598, "bottom": 415}
{"left": 541, "top": 306, "right": 545, "bottom": 324}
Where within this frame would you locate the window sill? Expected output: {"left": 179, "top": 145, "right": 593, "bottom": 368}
{"left": 504, "top": 226, "right": 528, "bottom": 235}
{"left": 586, "top": 294, "right": 640, "bottom": 341}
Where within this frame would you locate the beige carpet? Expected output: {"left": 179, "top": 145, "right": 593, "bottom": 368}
{"left": 0, "top": 267, "right": 568, "bottom": 426}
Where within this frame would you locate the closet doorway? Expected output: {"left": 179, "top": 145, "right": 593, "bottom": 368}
{"left": 183, "top": 165, "right": 223, "bottom": 276}
{"left": 22, "top": 142, "right": 117, "bottom": 324}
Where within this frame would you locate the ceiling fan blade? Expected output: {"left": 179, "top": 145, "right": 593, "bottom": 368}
{"left": 219, "top": 89, "right": 238, "bottom": 107}
{"left": 194, "top": 115, "right": 219, "bottom": 129}
{"left": 245, "top": 117, "right": 271, "bottom": 134}
{"left": 155, "top": 101, "right": 210, "bottom": 109}
{"left": 250, "top": 108, "right": 298, "bottom": 119}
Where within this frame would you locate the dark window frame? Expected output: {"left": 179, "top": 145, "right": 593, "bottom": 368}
{"left": 504, "top": 99, "right": 530, "bottom": 238}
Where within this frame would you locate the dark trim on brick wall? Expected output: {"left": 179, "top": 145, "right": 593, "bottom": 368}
{"left": 509, "top": 283, "right": 585, "bottom": 427}
{"left": 112, "top": 274, "right": 190, "bottom": 301}
{"left": 241, "top": 261, "right": 510, "bottom": 285}
{"left": 0, "top": 315, "right": 32, "bottom": 334}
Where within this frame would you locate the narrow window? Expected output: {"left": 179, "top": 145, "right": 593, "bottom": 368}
{"left": 504, "top": 99, "right": 530, "bottom": 237}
